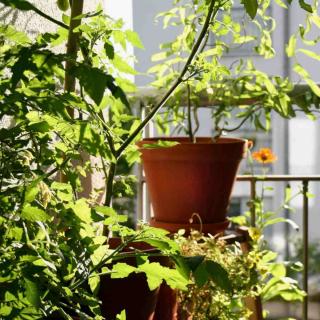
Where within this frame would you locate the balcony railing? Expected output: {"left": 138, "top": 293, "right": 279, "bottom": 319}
{"left": 137, "top": 174, "right": 320, "bottom": 320}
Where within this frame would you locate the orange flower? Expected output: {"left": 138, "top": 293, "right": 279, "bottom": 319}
{"left": 252, "top": 148, "right": 277, "bottom": 164}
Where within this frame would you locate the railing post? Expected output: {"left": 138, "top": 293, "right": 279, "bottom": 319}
{"left": 284, "top": 183, "right": 291, "bottom": 261}
{"left": 302, "top": 180, "right": 309, "bottom": 320}
{"left": 250, "top": 178, "right": 256, "bottom": 227}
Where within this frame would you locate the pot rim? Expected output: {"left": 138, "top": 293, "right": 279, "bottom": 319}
{"left": 138, "top": 136, "right": 247, "bottom": 147}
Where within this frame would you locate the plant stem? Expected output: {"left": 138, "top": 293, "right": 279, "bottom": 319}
{"left": 60, "top": 0, "right": 83, "bottom": 183}
{"left": 187, "top": 83, "right": 195, "bottom": 142}
{"left": 31, "top": 5, "right": 69, "bottom": 29}
{"left": 104, "top": 162, "right": 117, "bottom": 207}
{"left": 64, "top": 0, "right": 84, "bottom": 104}
{"left": 116, "top": 0, "right": 219, "bottom": 157}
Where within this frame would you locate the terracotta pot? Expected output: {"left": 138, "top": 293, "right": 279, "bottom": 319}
{"left": 138, "top": 137, "right": 247, "bottom": 234}
{"left": 99, "top": 239, "right": 161, "bottom": 320}
{"left": 154, "top": 283, "right": 179, "bottom": 320}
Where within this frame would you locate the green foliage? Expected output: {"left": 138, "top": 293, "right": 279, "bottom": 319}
{"left": 175, "top": 230, "right": 258, "bottom": 320}
{"left": 229, "top": 159, "right": 306, "bottom": 316}
{"left": 149, "top": 0, "right": 320, "bottom": 138}
{"left": 0, "top": 3, "right": 185, "bottom": 318}
{"left": 0, "top": 0, "right": 318, "bottom": 318}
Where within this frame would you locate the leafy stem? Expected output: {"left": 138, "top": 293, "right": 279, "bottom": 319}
{"left": 115, "top": 0, "right": 221, "bottom": 158}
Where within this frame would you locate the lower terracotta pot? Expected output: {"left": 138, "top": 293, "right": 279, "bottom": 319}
{"left": 99, "top": 239, "right": 161, "bottom": 320}
{"left": 154, "top": 283, "right": 179, "bottom": 320}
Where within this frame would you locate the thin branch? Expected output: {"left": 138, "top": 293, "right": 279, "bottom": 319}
{"left": 187, "top": 83, "right": 194, "bottom": 142}
{"left": 222, "top": 106, "right": 263, "bottom": 133}
{"left": 31, "top": 6, "right": 69, "bottom": 30}
{"left": 104, "top": 162, "right": 116, "bottom": 207}
{"left": 116, "top": 0, "right": 220, "bottom": 157}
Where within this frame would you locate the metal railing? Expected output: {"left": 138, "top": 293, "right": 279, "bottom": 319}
{"left": 138, "top": 174, "right": 320, "bottom": 320}
{"left": 236, "top": 175, "right": 320, "bottom": 320}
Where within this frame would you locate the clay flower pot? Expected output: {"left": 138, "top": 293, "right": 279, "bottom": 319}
{"left": 99, "top": 238, "right": 173, "bottom": 320}
{"left": 138, "top": 137, "right": 247, "bottom": 235}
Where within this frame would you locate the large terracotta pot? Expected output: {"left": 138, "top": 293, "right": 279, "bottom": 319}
{"left": 138, "top": 137, "right": 247, "bottom": 234}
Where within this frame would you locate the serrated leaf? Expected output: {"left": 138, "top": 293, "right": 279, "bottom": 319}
{"left": 72, "top": 199, "right": 91, "bottom": 222}
{"left": 269, "top": 263, "right": 286, "bottom": 278}
{"left": 205, "top": 260, "right": 232, "bottom": 293}
{"left": 138, "top": 262, "right": 188, "bottom": 291}
{"left": 125, "top": 30, "right": 144, "bottom": 49}
{"left": 95, "top": 206, "right": 118, "bottom": 216}
{"left": 24, "top": 278, "right": 40, "bottom": 307}
{"left": 72, "top": 65, "right": 129, "bottom": 107}
{"left": 242, "top": 0, "right": 258, "bottom": 19}
{"left": 183, "top": 256, "right": 205, "bottom": 272}
{"left": 21, "top": 204, "right": 50, "bottom": 222}
{"left": 0, "top": 25, "right": 30, "bottom": 44}
{"left": 194, "top": 261, "right": 208, "bottom": 287}
{"left": 104, "top": 42, "right": 115, "bottom": 59}
{"left": 25, "top": 185, "right": 39, "bottom": 203}
{"left": 286, "top": 35, "right": 296, "bottom": 57}
{"left": 113, "top": 55, "right": 137, "bottom": 75}
{"left": 116, "top": 310, "right": 126, "bottom": 320}
{"left": 111, "top": 263, "right": 137, "bottom": 279}
{"left": 89, "top": 274, "right": 100, "bottom": 295}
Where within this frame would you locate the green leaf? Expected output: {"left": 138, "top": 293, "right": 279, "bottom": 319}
{"left": 242, "top": 0, "right": 258, "bottom": 19}
{"left": 286, "top": 35, "right": 296, "bottom": 57}
{"left": 141, "top": 141, "right": 179, "bottom": 149}
{"left": 183, "top": 256, "right": 205, "bottom": 272}
{"left": 57, "top": 0, "right": 69, "bottom": 11}
{"left": 28, "top": 121, "right": 51, "bottom": 133}
{"left": 138, "top": 262, "right": 188, "bottom": 291}
{"left": 0, "top": 0, "right": 35, "bottom": 11}
{"left": 11, "top": 47, "right": 34, "bottom": 89}
{"left": 51, "top": 182, "right": 73, "bottom": 202}
{"left": 269, "top": 263, "right": 286, "bottom": 278}
{"left": 274, "top": 0, "right": 288, "bottom": 8}
{"left": 72, "top": 199, "right": 91, "bottom": 222}
{"left": 298, "top": 49, "right": 320, "bottom": 61}
{"left": 111, "top": 263, "right": 137, "bottom": 279}
{"left": 116, "top": 310, "right": 126, "bottom": 320}
{"left": 229, "top": 215, "right": 247, "bottom": 226}
{"left": 88, "top": 274, "right": 100, "bottom": 295}
{"left": 205, "top": 260, "right": 232, "bottom": 293}
{"left": 125, "top": 30, "right": 144, "bottom": 49}
{"left": 25, "top": 184, "right": 39, "bottom": 203}
{"left": 24, "top": 278, "right": 40, "bottom": 307}
{"left": 299, "top": 0, "right": 313, "bottom": 12}
{"left": 95, "top": 206, "right": 118, "bottom": 216}
{"left": 21, "top": 204, "right": 50, "bottom": 222}
{"left": 73, "top": 65, "right": 129, "bottom": 107}
{"left": 194, "top": 261, "right": 208, "bottom": 287}
{"left": 0, "top": 24, "right": 30, "bottom": 44}
{"left": 294, "top": 64, "right": 320, "bottom": 97}
{"left": 104, "top": 42, "right": 115, "bottom": 59}
{"left": 113, "top": 54, "right": 137, "bottom": 75}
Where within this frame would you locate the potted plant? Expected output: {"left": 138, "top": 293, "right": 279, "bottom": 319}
{"left": 137, "top": 0, "right": 319, "bottom": 235}
{"left": 0, "top": 0, "right": 317, "bottom": 318}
